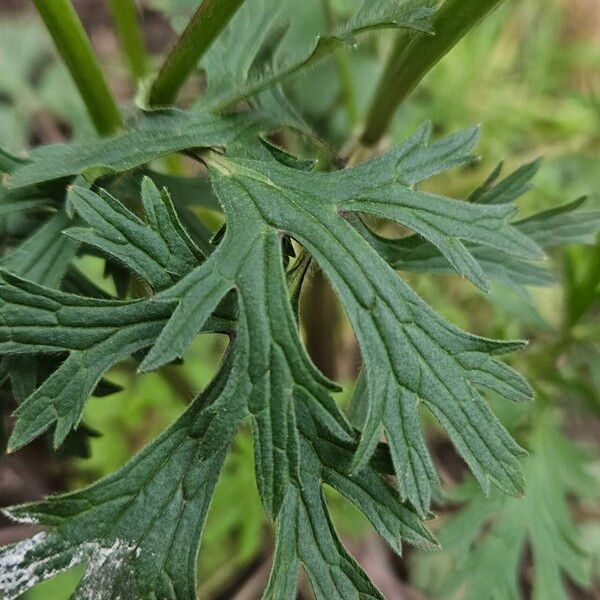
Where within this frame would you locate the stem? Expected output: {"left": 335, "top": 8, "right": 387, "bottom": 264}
{"left": 148, "top": 0, "right": 246, "bottom": 107}
{"left": 33, "top": 0, "right": 122, "bottom": 136}
{"left": 360, "top": 0, "right": 505, "bottom": 147}
{"left": 108, "top": 0, "right": 148, "bottom": 82}
{"left": 303, "top": 268, "right": 340, "bottom": 380}
{"left": 321, "top": 0, "right": 359, "bottom": 127}
{"left": 335, "top": 50, "right": 360, "bottom": 127}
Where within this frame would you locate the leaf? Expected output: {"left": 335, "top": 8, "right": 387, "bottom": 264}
{"left": 0, "top": 179, "right": 230, "bottom": 451}
{"left": 140, "top": 124, "right": 535, "bottom": 517}
{"left": 0, "top": 172, "right": 234, "bottom": 453}
{"left": 0, "top": 355, "right": 37, "bottom": 403}
{"left": 0, "top": 147, "right": 28, "bottom": 173}
{"left": 343, "top": 148, "right": 545, "bottom": 295}
{"left": 354, "top": 218, "right": 556, "bottom": 293}
{"left": 518, "top": 196, "right": 600, "bottom": 248}
{"left": 0, "top": 367, "right": 235, "bottom": 600}
{"left": 141, "top": 223, "right": 351, "bottom": 518}
{"left": 420, "top": 412, "right": 598, "bottom": 600}
{"left": 1, "top": 119, "right": 544, "bottom": 598}
{"left": 196, "top": 0, "right": 436, "bottom": 112}
{"left": 468, "top": 159, "right": 541, "bottom": 205}
{"left": 0, "top": 154, "right": 67, "bottom": 248}
{"left": 66, "top": 179, "right": 203, "bottom": 292}
{"left": 0, "top": 183, "right": 92, "bottom": 457}
{"left": 1, "top": 346, "right": 432, "bottom": 600}
{"left": 0, "top": 218, "right": 432, "bottom": 597}
{"left": 104, "top": 168, "right": 221, "bottom": 212}
{"left": 8, "top": 109, "right": 273, "bottom": 189}
{"left": 0, "top": 209, "right": 230, "bottom": 453}
{"left": 356, "top": 163, "right": 600, "bottom": 296}
{"left": 100, "top": 168, "right": 222, "bottom": 254}
{"left": 1, "top": 211, "right": 79, "bottom": 289}
{"left": 0, "top": 272, "right": 172, "bottom": 450}
{"left": 265, "top": 400, "right": 436, "bottom": 599}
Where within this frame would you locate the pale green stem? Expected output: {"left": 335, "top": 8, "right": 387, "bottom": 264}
{"left": 149, "top": 0, "right": 246, "bottom": 107}
{"left": 33, "top": 0, "right": 122, "bottom": 136}
{"left": 108, "top": 0, "right": 148, "bottom": 82}
{"left": 360, "top": 0, "right": 506, "bottom": 147}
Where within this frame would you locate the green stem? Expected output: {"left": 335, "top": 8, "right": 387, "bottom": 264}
{"left": 108, "top": 0, "right": 148, "bottom": 82}
{"left": 321, "top": 0, "right": 358, "bottom": 127}
{"left": 335, "top": 49, "right": 360, "bottom": 127}
{"left": 33, "top": 0, "right": 122, "bottom": 136}
{"left": 360, "top": 0, "right": 505, "bottom": 147}
{"left": 148, "top": 0, "right": 246, "bottom": 107}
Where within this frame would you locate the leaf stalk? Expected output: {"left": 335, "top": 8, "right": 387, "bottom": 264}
{"left": 148, "top": 0, "right": 246, "bottom": 107}
{"left": 360, "top": 0, "right": 506, "bottom": 147}
{"left": 108, "top": 0, "right": 148, "bottom": 82}
{"left": 33, "top": 0, "right": 123, "bottom": 136}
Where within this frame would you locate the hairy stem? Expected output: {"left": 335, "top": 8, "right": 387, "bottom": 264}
{"left": 360, "top": 0, "right": 505, "bottom": 147}
{"left": 33, "top": 0, "right": 122, "bottom": 136}
{"left": 148, "top": 0, "right": 246, "bottom": 107}
{"left": 108, "top": 0, "right": 148, "bottom": 82}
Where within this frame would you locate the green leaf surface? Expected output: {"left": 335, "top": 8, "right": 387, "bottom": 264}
{"left": 0, "top": 271, "right": 172, "bottom": 450}
{"left": 99, "top": 169, "right": 220, "bottom": 255}
{"left": 8, "top": 109, "right": 272, "bottom": 189}
{"left": 1, "top": 210, "right": 78, "bottom": 289}
{"left": 196, "top": 0, "right": 436, "bottom": 113}
{"left": 140, "top": 125, "right": 534, "bottom": 516}
{"left": 420, "top": 413, "right": 597, "bottom": 600}
{"left": 518, "top": 196, "right": 600, "bottom": 248}
{"left": 2, "top": 1, "right": 593, "bottom": 595}
{"left": 468, "top": 159, "right": 541, "bottom": 205}
{"left": 0, "top": 265, "right": 232, "bottom": 453}
{"left": 1, "top": 118, "right": 548, "bottom": 598}
{"left": 0, "top": 172, "right": 236, "bottom": 453}
{"left": 0, "top": 213, "right": 431, "bottom": 596}
{"left": 355, "top": 163, "right": 600, "bottom": 296}
{"left": 66, "top": 179, "right": 203, "bottom": 292}
{"left": 1, "top": 355, "right": 37, "bottom": 403}
{"left": 1, "top": 348, "right": 432, "bottom": 599}
{"left": 265, "top": 400, "right": 436, "bottom": 599}
{"left": 0, "top": 369, "right": 234, "bottom": 600}
{"left": 0, "top": 148, "right": 28, "bottom": 174}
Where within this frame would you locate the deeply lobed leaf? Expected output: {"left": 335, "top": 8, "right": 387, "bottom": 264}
{"left": 136, "top": 126, "right": 536, "bottom": 516}
{"left": 0, "top": 116, "right": 567, "bottom": 599}
{"left": 355, "top": 162, "right": 600, "bottom": 297}
{"left": 418, "top": 413, "right": 598, "bottom": 600}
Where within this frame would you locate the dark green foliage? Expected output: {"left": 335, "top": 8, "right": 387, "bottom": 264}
{"left": 1, "top": 110, "right": 588, "bottom": 598}
{"left": 356, "top": 161, "right": 600, "bottom": 296}
{"left": 1, "top": 1, "right": 599, "bottom": 598}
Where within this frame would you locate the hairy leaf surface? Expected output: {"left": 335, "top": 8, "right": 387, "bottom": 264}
{"left": 7, "top": 110, "right": 271, "bottom": 189}
{"left": 196, "top": 0, "right": 436, "bottom": 113}
{"left": 139, "top": 125, "right": 537, "bottom": 516}
{"left": 356, "top": 162, "right": 600, "bottom": 296}
{"left": 0, "top": 119, "right": 550, "bottom": 598}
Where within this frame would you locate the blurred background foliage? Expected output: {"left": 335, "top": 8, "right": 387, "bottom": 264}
{"left": 0, "top": 0, "right": 598, "bottom": 598}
